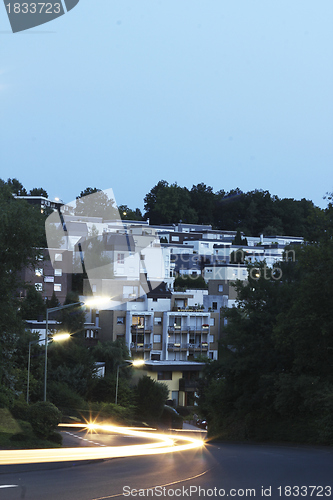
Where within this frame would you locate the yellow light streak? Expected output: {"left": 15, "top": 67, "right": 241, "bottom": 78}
{"left": 0, "top": 423, "right": 204, "bottom": 466}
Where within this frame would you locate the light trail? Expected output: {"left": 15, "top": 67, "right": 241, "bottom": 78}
{"left": 0, "top": 423, "right": 205, "bottom": 466}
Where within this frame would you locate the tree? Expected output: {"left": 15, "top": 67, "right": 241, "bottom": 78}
{"left": 19, "top": 285, "right": 46, "bottom": 320}
{"left": 190, "top": 183, "right": 215, "bottom": 225}
{"left": 135, "top": 376, "right": 169, "bottom": 424}
{"left": 29, "top": 187, "right": 48, "bottom": 198}
{"left": 6, "top": 178, "right": 27, "bottom": 196}
{"left": 0, "top": 181, "right": 45, "bottom": 404}
{"left": 144, "top": 181, "right": 197, "bottom": 224}
{"left": 174, "top": 274, "right": 208, "bottom": 290}
{"left": 232, "top": 229, "right": 248, "bottom": 246}
{"left": 118, "top": 205, "right": 143, "bottom": 221}
{"left": 75, "top": 188, "right": 118, "bottom": 220}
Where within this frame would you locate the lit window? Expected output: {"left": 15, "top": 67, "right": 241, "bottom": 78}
{"left": 35, "top": 283, "right": 43, "bottom": 291}
{"left": 54, "top": 284, "right": 62, "bottom": 292}
{"left": 55, "top": 253, "right": 62, "bottom": 262}
{"left": 54, "top": 269, "right": 62, "bottom": 277}
{"left": 154, "top": 334, "right": 161, "bottom": 343}
{"left": 35, "top": 268, "right": 43, "bottom": 277}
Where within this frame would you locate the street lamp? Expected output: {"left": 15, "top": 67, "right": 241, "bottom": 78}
{"left": 27, "top": 339, "right": 39, "bottom": 404}
{"left": 44, "top": 297, "right": 111, "bottom": 402}
{"left": 115, "top": 359, "right": 145, "bottom": 405}
{"left": 27, "top": 333, "right": 71, "bottom": 404}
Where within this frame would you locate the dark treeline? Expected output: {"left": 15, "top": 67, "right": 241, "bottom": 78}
{"left": 198, "top": 194, "right": 333, "bottom": 444}
{"left": 144, "top": 181, "right": 329, "bottom": 241}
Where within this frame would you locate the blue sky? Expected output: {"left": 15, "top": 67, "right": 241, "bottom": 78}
{"left": 0, "top": 0, "right": 332, "bottom": 212}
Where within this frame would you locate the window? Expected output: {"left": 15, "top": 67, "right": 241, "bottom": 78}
{"left": 117, "top": 253, "right": 124, "bottom": 264}
{"left": 212, "top": 302, "right": 217, "bottom": 310}
{"left": 92, "top": 284, "right": 97, "bottom": 293}
{"left": 132, "top": 316, "right": 144, "bottom": 327}
{"left": 54, "top": 268, "right": 62, "bottom": 277}
{"left": 158, "top": 371, "right": 172, "bottom": 380}
{"left": 154, "top": 317, "right": 162, "bottom": 325}
{"left": 54, "top": 253, "right": 62, "bottom": 262}
{"left": 54, "top": 284, "right": 62, "bottom": 292}
{"left": 35, "top": 283, "right": 43, "bottom": 291}
{"left": 153, "top": 334, "right": 161, "bottom": 343}
{"left": 174, "top": 317, "right": 181, "bottom": 328}
{"left": 35, "top": 268, "right": 43, "bottom": 277}
{"left": 123, "top": 285, "right": 138, "bottom": 298}
{"left": 151, "top": 353, "right": 160, "bottom": 361}
{"left": 218, "top": 284, "right": 223, "bottom": 292}
{"left": 171, "top": 236, "right": 179, "bottom": 242}
{"left": 210, "top": 318, "right": 215, "bottom": 326}
{"left": 117, "top": 317, "right": 125, "bottom": 325}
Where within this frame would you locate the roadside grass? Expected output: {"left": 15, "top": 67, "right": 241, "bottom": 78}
{"left": 0, "top": 408, "right": 61, "bottom": 450}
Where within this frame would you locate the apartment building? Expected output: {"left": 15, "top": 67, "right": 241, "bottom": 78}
{"left": 17, "top": 248, "right": 72, "bottom": 304}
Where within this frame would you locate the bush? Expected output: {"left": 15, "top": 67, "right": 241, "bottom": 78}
{"left": 29, "top": 401, "right": 62, "bottom": 439}
{"left": 48, "top": 381, "right": 87, "bottom": 413}
{"left": 10, "top": 399, "right": 30, "bottom": 422}
{"left": 48, "top": 432, "right": 63, "bottom": 445}
{"left": 135, "top": 376, "right": 169, "bottom": 424}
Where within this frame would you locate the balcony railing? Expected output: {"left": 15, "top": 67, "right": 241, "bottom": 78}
{"left": 167, "top": 343, "right": 190, "bottom": 351}
{"left": 179, "top": 378, "right": 198, "bottom": 392}
{"left": 188, "top": 343, "right": 209, "bottom": 351}
{"left": 130, "top": 343, "right": 152, "bottom": 351}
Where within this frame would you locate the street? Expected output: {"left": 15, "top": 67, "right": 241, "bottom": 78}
{"left": 1, "top": 429, "right": 333, "bottom": 499}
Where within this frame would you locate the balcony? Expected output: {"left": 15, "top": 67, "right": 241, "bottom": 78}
{"left": 168, "top": 327, "right": 189, "bottom": 334}
{"left": 179, "top": 378, "right": 198, "bottom": 392}
{"left": 130, "top": 343, "right": 152, "bottom": 351}
{"left": 131, "top": 325, "right": 152, "bottom": 334}
{"left": 188, "top": 343, "right": 209, "bottom": 351}
{"left": 167, "top": 343, "right": 189, "bottom": 351}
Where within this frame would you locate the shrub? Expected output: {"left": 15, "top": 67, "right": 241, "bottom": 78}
{"left": 48, "top": 432, "right": 63, "bottom": 445}
{"left": 29, "top": 401, "right": 62, "bottom": 439}
{"left": 10, "top": 399, "right": 30, "bottom": 422}
{"left": 135, "top": 376, "right": 169, "bottom": 424}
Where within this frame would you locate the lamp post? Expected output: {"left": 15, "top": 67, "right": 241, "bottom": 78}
{"left": 27, "top": 333, "right": 70, "bottom": 404}
{"left": 115, "top": 359, "right": 145, "bottom": 404}
{"left": 27, "top": 339, "right": 39, "bottom": 404}
{"left": 44, "top": 302, "right": 83, "bottom": 402}
{"left": 44, "top": 297, "right": 111, "bottom": 402}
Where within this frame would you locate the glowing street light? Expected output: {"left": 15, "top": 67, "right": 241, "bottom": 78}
{"left": 115, "top": 359, "right": 145, "bottom": 405}
{"left": 27, "top": 332, "right": 71, "bottom": 404}
{"left": 44, "top": 297, "right": 111, "bottom": 402}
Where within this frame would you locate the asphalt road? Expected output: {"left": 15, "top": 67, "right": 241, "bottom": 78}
{"left": 1, "top": 431, "right": 333, "bottom": 500}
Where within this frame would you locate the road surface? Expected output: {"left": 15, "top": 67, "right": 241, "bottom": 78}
{"left": 1, "top": 428, "right": 333, "bottom": 499}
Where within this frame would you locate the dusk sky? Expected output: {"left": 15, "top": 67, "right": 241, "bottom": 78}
{"left": 0, "top": 0, "right": 332, "bottom": 213}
